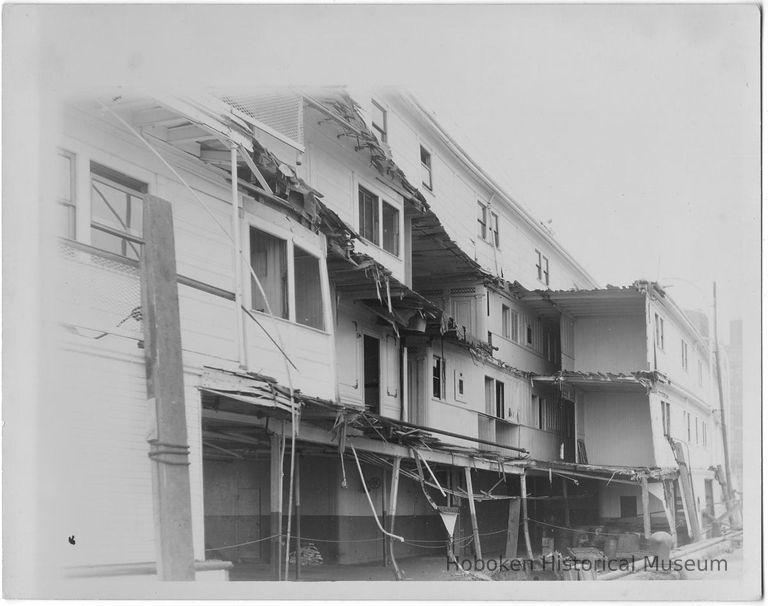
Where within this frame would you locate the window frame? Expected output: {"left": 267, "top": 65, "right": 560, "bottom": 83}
{"left": 371, "top": 99, "right": 387, "bottom": 143}
{"left": 357, "top": 184, "right": 401, "bottom": 258}
{"left": 432, "top": 354, "right": 445, "bottom": 400}
{"left": 89, "top": 162, "right": 147, "bottom": 260}
{"left": 681, "top": 340, "right": 689, "bottom": 371}
{"left": 477, "top": 201, "right": 487, "bottom": 240}
{"left": 489, "top": 211, "right": 500, "bottom": 247}
{"left": 501, "top": 304, "right": 511, "bottom": 339}
{"left": 58, "top": 149, "right": 77, "bottom": 239}
{"left": 247, "top": 221, "right": 328, "bottom": 332}
{"left": 420, "top": 145, "right": 433, "bottom": 191}
{"left": 535, "top": 249, "right": 550, "bottom": 286}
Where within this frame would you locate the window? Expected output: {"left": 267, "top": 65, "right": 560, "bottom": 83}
{"left": 702, "top": 422, "right": 707, "bottom": 447}
{"left": 420, "top": 145, "right": 432, "bottom": 190}
{"left": 371, "top": 100, "right": 387, "bottom": 142}
{"left": 477, "top": 202, "right": 487, "bottom": 240}
{"left": 90, "top": 163, "right": 146, "bottom": 260}
{"left": 655, "top": 313, "right": 665, "bottom": 350}
{"left": 620, "top": 496, "right": 638, "bottom": 519}
{"left": 382, "top": 201, "right": 400, "bottom": 256}
{"left": 489, "top": 211, "right": 500, "bottom": 247}
{"left": 58, "top": 150, "right": 76, "bottom": 238}
{"left": 455, "top": 370, "right": 465, "bottom": 400}
{"left": 502, "top": 305, "right": 511, "bottom": 338}
{"left": 250, "top": 228, "right": 289, "bottom": 319}
{"left": 698, "top": 359, "right": 703, "bottom": 386}
{"left": 358, "top": 185, "right": 400, "bottom": 256}
{"left": 358, "top": 186, "right": 379, "bottom": 245}
{"left": 681, "top": 340, "right": 689, "bottom": 371}
{"left": 432, "top": 355, "right": 444, "bottom": 399}
{"left": 661, "top": 400, "right": 671, "bottom": 437}
{"left": 495, "top": 380, "right": 505, "bottom": 420}
{"left": 294, "top": 245, "right": 324, "bottom": 330}
{"left": 250, "top": 228, "right": 326, "bottom": 330}
{"left": 686, "top": 411, "right": 691, "bottom": 442}
{"left": 510, "top": 310, "right": 519, "bottom": 342}
{"left": 695, "top": 417, "right": 699, "bottom": 444}
{"left": 535, "top": 250, "right": 550, "bottom": 286}
{"left": 487, "top": 331, "right": 493, "bottom": 346}
{"left": 526, "top": 322, "right": 533, "bottom": 345}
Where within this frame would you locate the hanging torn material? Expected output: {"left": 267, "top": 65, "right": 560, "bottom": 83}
{"left": 438, "top": 505, "right": 460, "bottom": 537}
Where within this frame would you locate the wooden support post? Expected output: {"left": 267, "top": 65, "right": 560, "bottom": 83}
{"left": 562, "top": 477, "right": 571, "bottom": 527}
{"left": 140, "top": 195, "right": 195, "bottom": 581}
{"left": 520, "top": 472, "right": 533, "bottom": 559}
{"left": 641, "top": 477, "right": 651, "bottom": 540}
{"left": 388, "top": 457, "right": 404, "bottom": 580}
{"left": 270, "top": 434, "right": 284, "bottom": 581}
{"left": 464, "top": 467, "right": 482, "bottom": 560}
{"left": 294, "top": 453, "right": 301, "bottom": 581}
{"left": 504, "top": 497, "right": 521, "bottom": 559}
{"left": 662, "top": 479, "right": 678, "bottom": 547}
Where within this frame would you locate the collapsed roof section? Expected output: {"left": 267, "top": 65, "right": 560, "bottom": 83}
{"left": 533, "top": 369, "right": 670, "bottom": 394}
{"left": 199, "top": 366, "right": 531, "bottom": 472}
{"left": 526, "top": 459, "right": 678, "bottom": 484}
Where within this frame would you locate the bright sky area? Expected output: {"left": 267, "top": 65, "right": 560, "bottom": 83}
{"left": 34, "top": 4, "right": 761, "bottom": 340}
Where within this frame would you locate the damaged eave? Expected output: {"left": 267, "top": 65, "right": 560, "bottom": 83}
{"left": 527, "top": 460, "right": 679, "bottom": 484}
{"left": 533, "top": 369, "right": 669, "bottom": 393}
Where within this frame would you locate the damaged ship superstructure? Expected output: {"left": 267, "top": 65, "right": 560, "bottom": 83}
{"left": 50, "top": 88, "right": 732, "bottom": 581}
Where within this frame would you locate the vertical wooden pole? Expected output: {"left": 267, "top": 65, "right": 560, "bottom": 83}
{"left": 562, "top": 477, "right": 571, "bottom": 527}
{"left": 504, "top": 497, "right": 521, "bottom": 559}
{"left": 641, "top": 477, "right": 651, "bottom": 539}
{"left": 270, "top": 433, "right": 283, "bottom": 581}
{"left": 388, "top": 457, "right": 404, "bottom": 580}
{"left": 712, "top": 282, "right": 735, "bottom": 523}
{"left": 231, "top": 147, "right": 247, "bottom": 369}
{"left": 662, "top": 479, "right": 678, "bottom": 547}
{"left": 294, "top": 453, "right": 301, "bottom": 580}
{"left": 464, "top": 467, "right": 482, "bottom": 560}
{"left": 141, "top": 195, "right": 195, "bottom": 581}
{"left": 520, "top": 472, "right": 533, "bottom": 559}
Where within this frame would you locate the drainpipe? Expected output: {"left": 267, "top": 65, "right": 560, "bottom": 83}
{"left": 232, "top": 146, "right": 247, "bottom": 369}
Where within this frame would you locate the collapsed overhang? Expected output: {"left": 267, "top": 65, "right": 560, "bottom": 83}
{"left": 527, "top": 459, "right": 678, "bottom": 484}
{"left": 533, "top": 369, "right": 669, "bottom": 393}
{"left": 199, "top": 366, "right": 530, "bottom": 472}
{"left": 520, "top": 283, "right": 650, "bottom": 320}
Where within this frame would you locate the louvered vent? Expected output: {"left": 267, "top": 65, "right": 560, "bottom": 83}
{"left": 219, "top": 93, "right": 303, "bottom": 145}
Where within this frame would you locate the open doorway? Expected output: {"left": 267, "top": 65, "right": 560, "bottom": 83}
{"left": 363, "top": 335, "right": 380, "bottom": 414}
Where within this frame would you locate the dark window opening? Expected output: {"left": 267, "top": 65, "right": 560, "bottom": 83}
{"left": 420, "top": 145, "right": 432, "bottom": 190}
{"left": 432, "top": 355, "right": 444, "bottom": 399}
{"left": 358, "top": 186, "right": 379, "bottom": 245}
{"left": 620, "top": 496, "right": 638, "bottom": 519}
{"left": 363, "top": 335, "right": 381, "bottom": 414}
{"left": 293, "top": 245, "right": 324, "bottom": 330}
{"left": 371, "top": 100, "right": 387, "bottom": 142}
{"left": 495, "top": 380, "right": 505, "bottom": 420}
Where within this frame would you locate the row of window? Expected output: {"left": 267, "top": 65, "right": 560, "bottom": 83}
{"left": 372, "top": 101, "right": 554, "bottom": 289}
{"left": 660, "top": 400, "right": 709, "bottom": 447}
{"left": 59, "top": 150, "right": 327, "bottom": 331}
{"left": 655, "top": 312, "right": 708, "bottom": 387}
